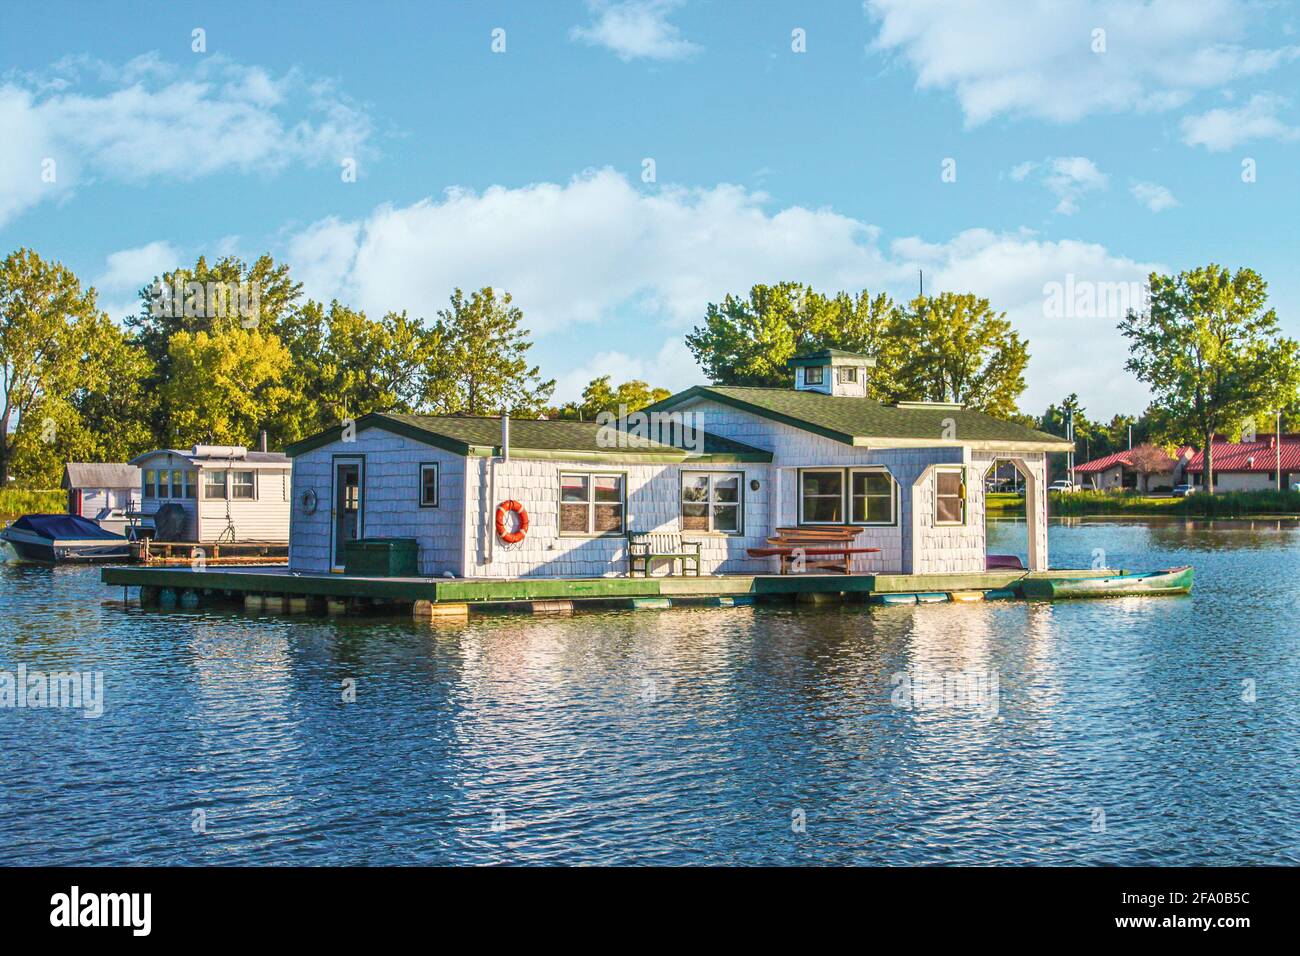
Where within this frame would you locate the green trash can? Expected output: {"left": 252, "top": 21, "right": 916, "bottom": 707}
{"left": 342, "top": 538, "right": 420, "bottom": 577}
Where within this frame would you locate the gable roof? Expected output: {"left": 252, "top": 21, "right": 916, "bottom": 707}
{"left": 647, "top": 386, "right": 1072, "bottom": 450}
{"left": 62, "top": 462, "right": 140, "bottom": 489}
{"left": 1184, "top": 439, "right": 1300, "bottom": 474}
{"left": 285, "top": 412, "right": 773, "bottom": 463}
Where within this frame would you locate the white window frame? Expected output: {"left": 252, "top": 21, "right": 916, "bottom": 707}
{"left": 934, "top": 466, "right": 966, "bottom": 526}
{"left": 231, "top": 470, "right": 256, "bottom": 500}
{"left": 836, "top": 366, "right": 858, "bottom": 384}
{"left": 419, "top": 463, "right": 439, "bottom": 508}
{"left": 559, "top": 472, "right": 626, "bottom": 536}
{"left": 848, "top": 467, "right": 896, "bottom": 526}
{"left": 799, "top": 468, "right": 845, "bottom": 525}
{"left": 203, "top": 470, "right": 228, "bottom": 500}
{"left": 143, "top": 469, "right": 158, "bottom": 499}
{"left": 680, "top": 471, "right": 744, "bottom": 535}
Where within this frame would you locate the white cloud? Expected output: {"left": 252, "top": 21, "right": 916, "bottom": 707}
{"left": 866, "top": 0, "right": 1297, "bottom": 125}
{"left": 1131, "top": 181, "right": 1179, "bottom": 212}
{"left": 0, "top": 54, "right": 372, "bottom": 226}
{"left": 93, "top": 240, "right": 182, "bottom": 322}
{"left": 571, "top": 0, "right": 701, "bottom": 61}
{"left": 1011, "top": 157, "right": 1108, "bottom": 215}
{"left": 1180, "top": 92, "right": 1300, "bottom": 150}
{"left": 286, "top": 168, "right": 1157, "bottom": 416}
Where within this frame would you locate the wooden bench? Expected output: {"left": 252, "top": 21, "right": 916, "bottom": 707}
{"left": 747, "top": 526, "right": 879, "bottom": 575}
{"left": 627, "top": 532, "right": 702, "bottom": 577}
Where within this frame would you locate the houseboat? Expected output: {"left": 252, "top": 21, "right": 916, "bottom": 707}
{"left": 129, "top": 437, "right": 292, "bottom": 544}
{"left": 283, "top": 350, "right": 1071, "bottom": 578}
{"left": 62, "top": 462, "right": 145, "bottom": 536}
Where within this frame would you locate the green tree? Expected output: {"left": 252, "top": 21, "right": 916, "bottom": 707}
{"left": 161, "top": 328, "right": 293, "bottom": 447}
{"left": 432, "top": 287, "right": 555, "bottom": 416}
{"left": 686, "top": 283, "right": 899, "bottom": 393}
{"left": 0, "top": 248, "right": 121, "bottom": 485}
{"left": 1119, "top": 265, "right": 1300, "bottom": 492}
{"left": 553, "top": 376, "right": 673, "bottom": 420}
{"left": 128, "top": 254, "right": 302, "bottom": 445}
{"left": 887, "top": 293, "right": 1029, "bottom": 417}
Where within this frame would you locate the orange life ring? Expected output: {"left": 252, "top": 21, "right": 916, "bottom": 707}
{"left": 495, "top": 500, "right": 529, "bottom": 544}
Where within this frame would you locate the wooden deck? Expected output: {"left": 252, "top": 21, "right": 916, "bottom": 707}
{"left": 100, "top": 564, "right": 1127, "bottom": 617}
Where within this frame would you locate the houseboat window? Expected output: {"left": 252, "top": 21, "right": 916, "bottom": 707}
{"left": 204, "top": 471, "right": 227, "bottom": 500}
{"left": 184, "top": 471, "right": 197, "bottom": 498}
{"left": 850, "top": 469, "right": 895, "bottom": 524}
{"left": 231, "top": 471, "right": 256, "bottom": 499}
{"left": 144, "top": 469, "right": 157, "bottom": 498}
{"left": 559, "top": 473, "right": 625, "bottom": 534}
{"left": 836, "top": 366, "right": 858, "bottom": 384}
{"left": 681, "top": 472, "right": 742, "bottom": 534}
{"left": 935, "top": 468, "right": 965, "bottom": 524}
{"left": 170, "top": 470, "right": 185, "bottom": 499}
{"left": 419, "top": 463, "right": 439, "bottom": 507}
{"left": 804, "top": 366, "right": 824, "bottom": 386}
{"left": 801, "top": 470, "right": 843, "bottom": 523}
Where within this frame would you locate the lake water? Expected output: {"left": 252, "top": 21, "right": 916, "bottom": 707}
{"left": 2, "top": 518, "right": 1297, "bottom": 865}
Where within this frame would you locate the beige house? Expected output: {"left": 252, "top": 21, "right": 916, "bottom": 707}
{"left": 130, "top": 442, "right": 291, "bottom": 543}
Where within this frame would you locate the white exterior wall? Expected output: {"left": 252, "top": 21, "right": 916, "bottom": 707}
{"left": 74, "top": 487, "right": 139, "bottom": 519}
{"left": 462, "top": 455, "right": 774, "bottom": 577}
{"left": 289, "top": 430, "right": 467, "bottom": 575}
{"left": 196, "top": 468, "right": 292, "bottom": 543}
{"left": 133, "top": 451, "right": 200, "bottom": 540}
{"left": 970, "top": 450, "right": 1048, "bottom": 572}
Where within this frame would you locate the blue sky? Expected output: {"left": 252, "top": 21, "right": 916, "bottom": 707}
{"left": 3, "top": 0, "right": 1299, "bottom": 417}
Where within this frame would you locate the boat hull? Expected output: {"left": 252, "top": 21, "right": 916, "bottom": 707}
{"left": 1022, "top": 566, "right": 1193, "bottom": 600}
{"left": 0, "top": 517, "right": 131, "bottom": 564}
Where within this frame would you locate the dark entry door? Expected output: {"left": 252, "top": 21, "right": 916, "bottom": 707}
{"left": 333, "top": 460, "right": 362, "bottom": 568}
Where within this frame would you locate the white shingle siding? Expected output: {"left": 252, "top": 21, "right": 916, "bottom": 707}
{"left": 289, "top": 431, "right": 466, "bottom": 575}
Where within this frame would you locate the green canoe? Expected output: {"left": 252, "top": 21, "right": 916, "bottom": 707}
{"left": 1021, "top": 566, "right": 1194, "bottom": 600}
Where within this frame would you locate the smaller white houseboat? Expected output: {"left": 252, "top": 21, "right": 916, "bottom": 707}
{"left": 62, "top": 462, "right": 143, "bottom": 535}
{"left": 129, "top": 440, "right": 292, "bottom": 544}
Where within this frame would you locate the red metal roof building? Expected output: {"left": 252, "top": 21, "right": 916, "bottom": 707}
{"left": 1072, "top": 447, "right": 1186, "bottom": 491}
{"left": 1183, "top": 436, "right": 1300, "bottom": 490}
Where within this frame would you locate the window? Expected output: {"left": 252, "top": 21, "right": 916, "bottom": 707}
{"left": 935, "top": 468, "right": 965, "bottom": 524}
{"left": 231, "top": 471, "right": 255, "bottom": 500}
{"left": 144, "top": 469, "right": 157, "bottom": 498}
{"left": 850, "top": 468, "right": 895, "bottom": 525}
{"left": 837, "top": 366, "right": 858, "bottom": 384}
{"left": 800, "top": 469, "right": 844, "bottom": 524}
{"left": 184, "top": 471, "right": 197, "bottom": 498}
{"left": 559, "top": 473, "right": 625, "bottom": 535}
{"left": 204, "top": 471, "right": 227, "bottom": 500}
{"left": 419, "top": 463, "right": 439, "bottom": 507}
{"left": 803, "top": 366, "right": 824, "bottom": 386}
{"left": 681, "top": 472, "right": 742, "bottom": 534}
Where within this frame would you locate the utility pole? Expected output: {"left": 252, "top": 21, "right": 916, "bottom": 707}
{"left": 1128, "top": 424, "right": 1132, "bottom": 450}
{"left": 1067, "top": 409, "right": 1075, "bottom": 487}
{"left": 1277, "top": 409, "right": 1282, "bottom": 492}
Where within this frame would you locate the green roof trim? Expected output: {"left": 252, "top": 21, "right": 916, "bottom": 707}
{"left": 285, "top": 411, "right": 773, "bottom": 463}
{"left": 786, "top": 348, "right": 876, "bottom": 368}
{"left": 645, "top": 386, "right": 1073, "bottom": 449}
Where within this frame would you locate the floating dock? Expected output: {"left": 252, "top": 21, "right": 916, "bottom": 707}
{"left": 100, "top": 565, "right": 1126, "bottom": 619}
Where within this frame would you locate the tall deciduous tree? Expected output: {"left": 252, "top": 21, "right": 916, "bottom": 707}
{"left": 553, "top": 376, "right": 672, "bottom": 420}
{"left": 887, "top": 293, "right": 1029, "bottom": 418}
{"left": 686, "top": 283, "right": 900, "bottom": 393}
{"left": 1119, "top": 265, "right": 1300, "bottom": 492}
{"left": 0, "top": 249, "right": 114, "bottom": 484}
{"left": 432, "top": 288, "right": 555, "bottom": 416}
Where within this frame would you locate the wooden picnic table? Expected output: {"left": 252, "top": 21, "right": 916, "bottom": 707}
{"left": 747, "top": 526, "right": 879, "bottom": 575}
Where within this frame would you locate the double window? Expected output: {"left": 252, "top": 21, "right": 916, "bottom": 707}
{"left": 560, "top": 473, "right": 625, "bottom": 535}
{"left": 203, "top": 470, "right": 257, "bottom": 500}
{"left": 803, "top": 366, "right": 824, "bottom": 386}
{"left": 836, "top": 366, "right": 858, "bottom": 384}
{"left": 799, "top": 468, "right": 897, "bottom": 526}
{"left": 681, "top": 472, "right": 742, "bottom": 534}
{"left": 934, "top": 467, "right": 966, "bottom": 525}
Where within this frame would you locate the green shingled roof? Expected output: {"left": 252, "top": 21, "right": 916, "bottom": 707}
{"left": 647, "top": 386, "right": 1072, "bottom": 449}
{"left": 286, "top": 411, "right": 773, "bottom": 462}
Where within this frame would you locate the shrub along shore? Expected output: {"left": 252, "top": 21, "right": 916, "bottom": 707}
{"left": 0, "top": 488, "right": 64, "bottom": 522}
{"left": 987, "top": 490, "right": 1300, "bottom": 518}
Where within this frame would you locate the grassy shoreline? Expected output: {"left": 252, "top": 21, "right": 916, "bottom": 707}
{"left": 987, "top": 489, "right": 1300, "bottom": 518}
{"left": 0, "top": 488, "right": 65, "bottom": 523}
